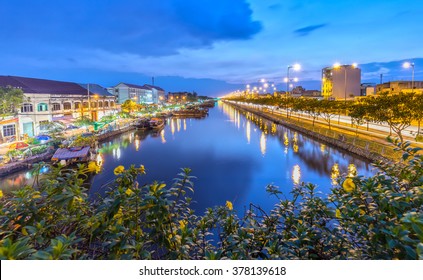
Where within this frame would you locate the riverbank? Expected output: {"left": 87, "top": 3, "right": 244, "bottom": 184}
{"left": 0, "top": 121, "right": 137, "bottom": 177}
{"left": 225, "top": 100, "right": 392, "bottom": 163}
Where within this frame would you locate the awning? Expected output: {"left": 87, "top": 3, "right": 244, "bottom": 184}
{"left": 52, "top": 115, "right": 75, "bottom": 125}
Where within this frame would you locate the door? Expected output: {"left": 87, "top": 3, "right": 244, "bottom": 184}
{"left": 23, "top": 122, "right": 34, "bottom": 137}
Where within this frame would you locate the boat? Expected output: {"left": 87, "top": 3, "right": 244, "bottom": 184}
{"left": 135, "top": 118, "right": 151, "bottom": 130}
{"left": 172, "top": 108, "right": 208, "bottom": 118}
{"left": 149, "top": 118, "right": 165, "bottom": 130}
{"left": 199, "top": 100, "right": 215, "bottom": 108}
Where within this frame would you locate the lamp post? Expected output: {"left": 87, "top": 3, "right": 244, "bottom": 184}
{"left": 87, "top": 83, "right": 91, "bottom": 121}
{"left": 285, "top": 64, "right": 301, "bottom": 117}
{"left": 403, "top": 62, "right": 415, "bottom": 93}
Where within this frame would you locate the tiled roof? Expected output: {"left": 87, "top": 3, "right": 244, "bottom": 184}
{"left": 0, "top": 75, "right": 86, "bottom": 94}
{"left": 117, "top": 82, "right": 151, "bottom": 90}
{"left": 143, "top": 84, "right": 165, "bottom": 91}
{"left": 79, "top": 83, "right": 114, "bottom": 97}
{"left": 0, "top": 75, "right": 113, "bottom": 96}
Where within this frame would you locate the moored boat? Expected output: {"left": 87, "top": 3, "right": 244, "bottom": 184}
{"left": 172, "top": 108, "right": 208, "bottom": 118}
{"left": 135, "top": 118, "right": 151, "bottom": 130}
{"left": 149, "top": 118, "right": 165, "bottom": 130}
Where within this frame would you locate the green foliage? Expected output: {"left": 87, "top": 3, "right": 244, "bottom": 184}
{"left": 121, "top": 100, "right": 139, "bottom": 114}
{"left": 100, "top": 115, "right": 116, "bottom": 123}
{"left": 74, "top": 116, "right": 94, "bottom": 127}
{"left": 0, "top": 144, "right": 422, "bottom": 259}
{"left": 0, "top": 86, "right": 26, "bottom": 117}
{"left": 69, "top": 135, "right": 97, "bottom": 148}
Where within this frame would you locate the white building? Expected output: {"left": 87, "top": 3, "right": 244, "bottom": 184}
{"left": 109, "top": 83, "right": 165, "bottom": 104}
{"left": 0, "top": 75, "right": 116, "bottom": 139}
{"left": 321, "top": 65, "right": 361, "bottom": 100}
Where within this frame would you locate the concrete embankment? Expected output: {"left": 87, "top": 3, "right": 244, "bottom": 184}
{"left": 0, "top": 149, "right": 55, "bottom": 177}
{"left": 227, "top": 101, "right": 388, "bottom": 164}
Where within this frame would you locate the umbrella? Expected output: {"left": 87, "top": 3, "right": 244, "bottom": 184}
{"left": 9, "top": 141, "right": 29, "bottom": 150}
{"left": 35, "top": 135, "right": 51, "bottom": 141}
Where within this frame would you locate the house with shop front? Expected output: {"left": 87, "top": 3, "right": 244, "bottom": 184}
{"left": 0, "top": 75, "right": 116, "bottom": 140}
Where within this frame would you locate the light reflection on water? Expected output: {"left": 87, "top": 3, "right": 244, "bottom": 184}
{"left": 90, "top": 102, "right": 374, "bottom": 213}
{"left": 0, "top": 101, "right": 375, "bottom": 214}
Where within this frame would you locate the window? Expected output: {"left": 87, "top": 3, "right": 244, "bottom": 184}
{"left": 91, "top": 102, "right": 97, "bottom": 108}
{"left": 2, "top": 124, "right": 16, "bottom": 137}
{"left": 74, "top": 102, "right": 81, "bottom": 109}
{"left": 104, "top": 101, "right": 109, "bottom": 108}
{"left": 21, "top": 103, "right": 33, "bottom": 113}
{"left": 98, "top": 101, "right": 103, "bottom": 108}
{"left": 39, "top": 120, "right": 50, "bottom": 132}
{"left": 110, "top": 101, "right": 115, "bottom": 107}
{"left": 52, "top": 103, "right": 61, "bottom": 111}
{"left": 37, "top": 103, "right": 48, "bottom": 112}
{"left": 83, "top": 102, "right": 89, "bottom": 109}
{"left": 63, "top": 102, "right": 72, "bottom": 110}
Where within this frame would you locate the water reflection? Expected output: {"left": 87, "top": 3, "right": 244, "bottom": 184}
{"left": 246, "top": 121, "right": 251, "bottom": 144}
{"left": 331, "top": 163, "right": 340, "bottom": 185}
{"left": 260, "top": 132, "right": 266, "bottom": 156}
{"left": 1, "top": 102, "right": 375, "bottom": 215}
{"left": 223, "top": 103, "right": 373, "bottom": 180}
{"left": 292, "top": 165, "right": 301, "bottom": 185}
{"left": 161, "top": 129, "right": 166, "bottom": 144}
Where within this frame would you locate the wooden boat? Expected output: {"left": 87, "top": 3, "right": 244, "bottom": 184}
{"left": 135, "top": 118, "right": 150, "bottom": 130}
{"left": 199, "top": 101, "right": 215, "bottom": 108}
{"left": 172, "top": 108, "right": 208, "bottom": 118}
{"left": 149, "top": 118, "right": 165, "bottom": 130}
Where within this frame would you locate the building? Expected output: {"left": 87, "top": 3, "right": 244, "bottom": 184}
{"left": 109, "top": 83, "right": 165, "bottom": 105}
{"left": 0, "top": 75, "right": 116, "bottom": 140}
{"left": 321, "top": 64, "right": 361, "bottom": 99}
{"left": 168, "top": 92, "right": 188, "bottom": 103}
{"left": 291, "top": 86, "right": 321, "bottom": 98}
{"left": 376, "top": 81, "right": 423, "bottom": 94}
{"left": 143, "top": 84, "right": 165, "bottom": 104}
{"left": 361, "top": 83, "right": 376, "bottom": 96}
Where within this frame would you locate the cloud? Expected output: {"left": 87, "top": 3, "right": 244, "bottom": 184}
{"left": 0, "top": 0, "right": 262, "bottom": 57}
{"left": 294, "top": 24, "right": 328, "bottom": 36}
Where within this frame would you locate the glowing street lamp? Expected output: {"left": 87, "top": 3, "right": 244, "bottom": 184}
{"left": 286, "top": 63, "right": 301, "bottom": 94}
{"left": 403, "top": 61, "right": 415, "bottom": 93}
{"left": 285, "top": 63, "right": 301, "bottom": 117}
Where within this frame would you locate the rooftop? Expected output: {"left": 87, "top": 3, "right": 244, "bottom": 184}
{"left": 0, "top": 75, "right": 113, "bottom": 96}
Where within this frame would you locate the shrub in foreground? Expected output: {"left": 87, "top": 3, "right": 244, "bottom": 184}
{"left": 0, "top": 141, "right": 422, "bottom": 259}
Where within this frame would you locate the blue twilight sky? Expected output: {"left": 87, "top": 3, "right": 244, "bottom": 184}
{"left": 0, "top": 0, "right": 422, "bottom": 96}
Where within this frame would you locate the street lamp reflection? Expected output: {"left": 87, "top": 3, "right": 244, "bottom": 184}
{"left": 292, "top": 165, "right": 301, "bottom": 185}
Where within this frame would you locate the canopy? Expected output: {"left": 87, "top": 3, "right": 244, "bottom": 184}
{"left": 51, "top": 146, "right": 90, "bottom": 161}
{"left": 9, "top": 142, "right": 29, "bottom": 150}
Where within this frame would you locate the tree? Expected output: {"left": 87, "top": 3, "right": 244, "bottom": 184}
{"left": 121, "top": 99, "right": 138, "bottom": 114}
{"left": 368, "top": 93, "right": 415, "bottom": 142}
{"left": 319, "top": 100, "right": 338, "bottom": 130}
{"left": 349, "top": 102, "right": 368, "bottom": 135}
{"left": 302, "top": 98, "right": 321, "bottom": 127}
{"left": 0, "top": 87, "right": 26, "bottom": 118}
{"left": 412, "top": 95, "right": 423, "bottom": 136}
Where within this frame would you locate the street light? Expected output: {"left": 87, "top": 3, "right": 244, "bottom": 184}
{"left": 285, "top": 64, "right": 300, "bottom": 117}
{"left": 286, "top": 63, "right": 301, "bottom": 94}
{"left": 403, "top": 61, "right": 415, "bottom": 93}
{"left": 87, "top": 83, "right": 91, "bottom": 121}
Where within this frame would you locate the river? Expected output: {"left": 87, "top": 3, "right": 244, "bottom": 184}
{"left": 0, "top": 101, "right": 375, "bottom": 214}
